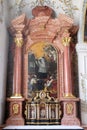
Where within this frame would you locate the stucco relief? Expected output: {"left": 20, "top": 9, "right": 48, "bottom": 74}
{"left": 8, "top": 0, "right": 79, "bottom": 19}
{"left": 81, "top": 73, "right": 87, "bottom": 101}
{"left": 57, "top": 0, "right": 79, "bottom": 18}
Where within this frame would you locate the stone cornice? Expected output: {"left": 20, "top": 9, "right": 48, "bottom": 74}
{"left": 58, "top": 13, "right": 74, "bottom": 26}
{"left": 9, "top": 12, "right": 76, "bottom": 50}
{"left": 13, "top": 25, "right": 25, "bottom": 32}
{"left": 11, "top": 13, "right": 26, "bottom": 26}
{"left": 9, "top": 24, "right": 25, "bottom": 37}
{"left": 9, "top": 14, "right": 26, "bottom": 36}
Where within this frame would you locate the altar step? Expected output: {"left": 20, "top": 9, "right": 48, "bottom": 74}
{"left": 3, "top": 125, "right": 84, "bottom": 130}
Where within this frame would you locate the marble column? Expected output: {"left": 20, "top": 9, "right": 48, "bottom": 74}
{"left": 6, "top": 25, "right": 25, "bottom": 125}
{"left": 61, "top": 36, "right": 80, "bottom": 125}
{"left": 63, "top": 37, "right": 73, "bottom": 97}
{"left": 12, "top": 26, "right": 24, "bottom": 97}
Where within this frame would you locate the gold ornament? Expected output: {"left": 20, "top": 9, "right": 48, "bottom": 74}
{"left": 64, "top": 93, "right": 75, "bottom": 98}
{"left": 11, "top": 93, "right": 22, "bottom": 98}
{"left": 12, "top": 103, "right": 19, "bottom": 114}
{"left": 66, "top": 103, "right": 73, "bottom": 115}
{"left": 14, "top": 37, "right": 23, "bottom": 47}
{"left": 62, "top": 37, "right": 71, "bottom": 46}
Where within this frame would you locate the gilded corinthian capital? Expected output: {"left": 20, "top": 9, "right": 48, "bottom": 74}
{"left": 62, "top": 37, "right": 71, "bottom": 46}
{"left": 14, "top": 37, "right": 23, "bottom": 47}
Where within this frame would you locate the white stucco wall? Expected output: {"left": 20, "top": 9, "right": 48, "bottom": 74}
{"left": 76, "top": 0, "right": 87, "bottom": 125}
{"left": 0, "top": 22, "right": 9, "bottom": 124}
{"left": 0, "top": 0, "right": 9, "bottom": 125}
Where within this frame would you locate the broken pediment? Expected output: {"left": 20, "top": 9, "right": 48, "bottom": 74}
{"left": 9, "top": 6, "right": 78, "bottom": 53}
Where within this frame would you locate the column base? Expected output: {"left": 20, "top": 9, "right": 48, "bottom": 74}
{"left": 6, "top": 97, "right": 25, "bottom": 126}
{"left": 60, "top": 97, "right": 80, "bottom": 126}
{"left": 10, "top": 94, "right": 23, "bottom": 98}
{"left": 63, "top": 93, "right": 76, "bottom": 98}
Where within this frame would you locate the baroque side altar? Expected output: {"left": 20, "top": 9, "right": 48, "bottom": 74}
{"left": 6, "top": 6, "right": 80, "bottom": 126}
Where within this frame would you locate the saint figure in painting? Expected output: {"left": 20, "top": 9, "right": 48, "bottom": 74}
{"left": 37, "top": 57, "right": 48, "bottom": 79}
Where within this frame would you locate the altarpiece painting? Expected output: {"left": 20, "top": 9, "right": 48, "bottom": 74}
{"left": 28, "top": 42, "right": 57, "bottom": 98}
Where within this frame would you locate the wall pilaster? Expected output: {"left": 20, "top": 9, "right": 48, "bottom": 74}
{"left": 76, "top": 43, "right": 87, "bottom": 125}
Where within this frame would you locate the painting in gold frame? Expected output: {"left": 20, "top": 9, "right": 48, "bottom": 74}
{"left": 27, "top": 42, "right": 58, "bottom": 98}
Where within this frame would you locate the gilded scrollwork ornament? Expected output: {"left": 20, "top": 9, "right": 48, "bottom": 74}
{"left": 12, "top": 103, "right": 19, "bottom": 115}
{"left": 25, "top": 103, "right": 28, "bottom": 118}
{"left": 66, "top": 103, "right": 73, "bottom": 115}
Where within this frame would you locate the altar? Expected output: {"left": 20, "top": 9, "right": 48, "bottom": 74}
{"left": 6, "top": 5, "right": 80, "bottom": 126}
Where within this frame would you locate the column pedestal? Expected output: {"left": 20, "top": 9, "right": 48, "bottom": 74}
{"left": 6, "top": 98, "right": 24, "bottom": 125}
{"left": 61, "top": 98, "right": 80, "bottom": 125}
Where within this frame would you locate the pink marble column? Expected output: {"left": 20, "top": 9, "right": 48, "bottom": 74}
{"left": 12, "top": 25, "right": 24, "bottom": 97}
{"left": 61, "top": 36, "right": 80, "bottom": 125}
{"left": 6, "top": 25, "right": 25, "bottom": 125}
{"left": 62, "top": 36, "right": 74, "bottom": 97}
{"left": 13, "top": 43, "right": 22, "bottom": 96}
{"left": 64, "top": 45, "right": 73, "bottom": 97}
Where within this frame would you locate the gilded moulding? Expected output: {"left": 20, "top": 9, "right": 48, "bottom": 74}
{"left": 14, "top": 37, "right": 23, "bottom": 47}
{"left": 62, "top": 37, "right": 71, "bottom": 46}
{"left": 10, "top": 93, "right": 23, "bottom": 98}
{"left": 64, "top": 93, "right": 75, "bottom": 98}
